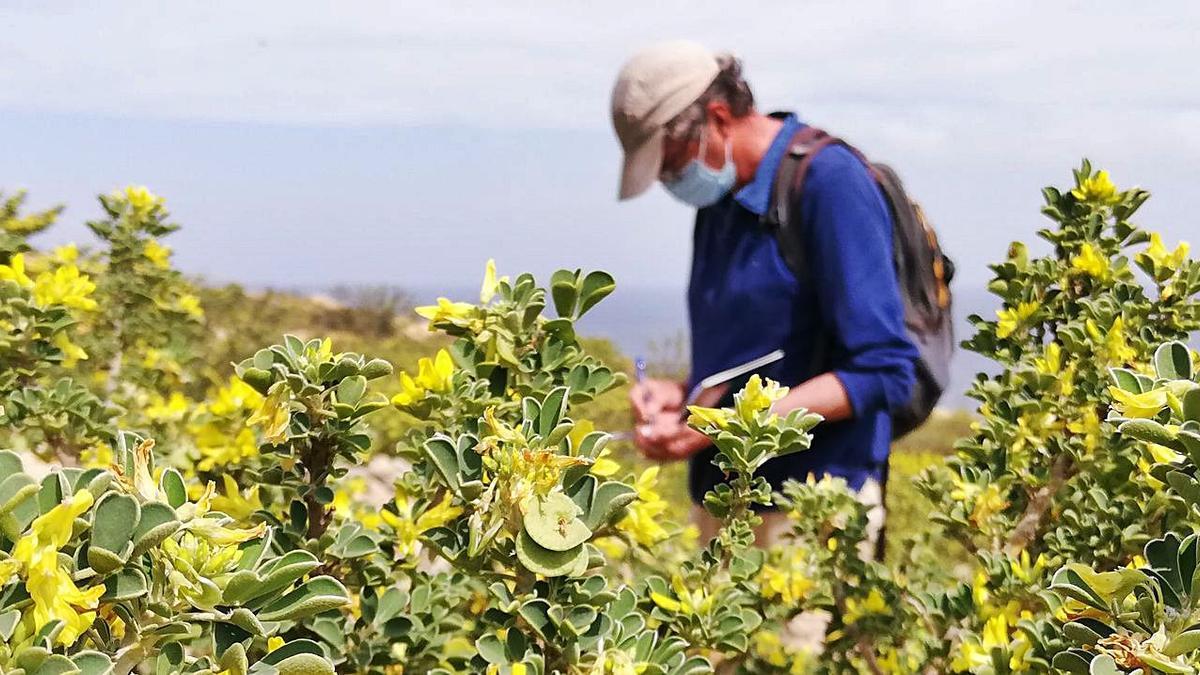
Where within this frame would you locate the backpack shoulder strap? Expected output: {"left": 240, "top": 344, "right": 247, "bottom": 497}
{"left": 765, "top": 126, "right": 851, "bottom": 278}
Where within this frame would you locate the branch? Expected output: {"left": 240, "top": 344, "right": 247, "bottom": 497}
{"left": 1006, "top": 453, "right": 1071, "bottom": 553}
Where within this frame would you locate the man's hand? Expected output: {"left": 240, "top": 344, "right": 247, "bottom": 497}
{"left": 629, "top": 378, "right": 685, "bottom": 422}
{"left": 634, "top": 415, "right": 710, "bottom": 461}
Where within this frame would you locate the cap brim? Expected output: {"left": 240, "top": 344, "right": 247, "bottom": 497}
{"left": 618, "top": 127, "right": 666, "bottom": 200}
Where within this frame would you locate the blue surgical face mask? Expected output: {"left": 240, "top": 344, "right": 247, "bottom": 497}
{"left": 661, "top": 127, "right": 736, "bottom": 208}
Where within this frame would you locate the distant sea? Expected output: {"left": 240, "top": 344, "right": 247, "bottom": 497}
{"left": 400, "top": 282, "right": 1000, "bottom": 411}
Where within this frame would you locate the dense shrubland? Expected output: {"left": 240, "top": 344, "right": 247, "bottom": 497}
{"left": 0, "top": 163, "right": 1197, "bottom": 674}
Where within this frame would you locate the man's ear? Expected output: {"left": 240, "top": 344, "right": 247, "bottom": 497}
{"left": 705, "top": 100, "right": 733, "bottom": 132}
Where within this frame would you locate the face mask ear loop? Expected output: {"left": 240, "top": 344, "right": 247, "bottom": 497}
{"left": 695, "top": 122, "right": 709, "bottom": 168}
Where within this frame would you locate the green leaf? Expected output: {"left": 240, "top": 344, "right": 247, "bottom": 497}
{"left": 259, "top": 639, "right": 325, "bottom": 666}
{"left": 0, "top": 609, "right": 20, "bottom": 641}
{"left": 0, "top": 450, "right": 23, "bottom": 478}
{"left": 583, "top": 481, "right": 637, "bottom": 530}
{"left": 69, "top": 651, "right": 113, "bottom": 675}
{"left": 523, "top": 492, "right": 591, "bottom": 552}
{"left": 30, "top": 654, "right": 77, "bottom": 675}
{"left": 130, "top": 502, "right": 180, "bottom": 559}
{"left": 257, "top": 576, "right": 349, "bottom": 621}
{"left": 1182, "top": 388, "right": 1200, "bottom": 424}
{"left": 577, "top": 271, "right": 615, "bottom": 318}
{"left": 475, "top": 634, "right": 507, "bottom": 665}
{"left": 360, "top": 358, "right": 394, "bottom": 380}
{"left": 423, "top": 436, "right": 462, "bottom": 493}
{"left": 537, "top": 387, "right": 569, "bottom": 439}
{"left": 1110, "top": 368, "right": 1142, "bottom": 392}
{"left": 1088, "top": 654, "right": 1120, "bottom": 675}
{"left": 515, "top": 530, "right": 586, "bottom": 577}
{"left": 240, "top": 367, "right": 273, "bottom": 394}
{"left": 1162, "top": 630, "right": 1200, "bottom": 657}
{"left": 0, "top": 472, "right": 39, "bottom": 517}
{"left": 240, "top": 550, "right": 321, "bottom": 606}
{"left": 1119, "top": 419, "right": 1178, "bottom": 447}
{"left": 38, "top": 472, "right": 69, "bottom": 515}
{"left": 518, "top": 599, "right": 554, "bottom": 641}
{"left": 101, "top": 568, "right": 148, "bottom": 602}
{"left": 273, "top": 653, "right": 334, "bottom": 675}
{"left": 337, "top": 375, "right": 367, "bottom": 406}
{"left": 1155, "top": 341, "right": 1193, "bottom": 380}
{"left": 88, "top": 493, "right": 140, "bottom": 573}
{"left": 550, "top": 269, "right": 579, "bottom": 318}
{"left": 226, "top": 608, "right": 264, "bottom": 637}
{"left": 158, "top": 468, "right": 187, "bottom": 509}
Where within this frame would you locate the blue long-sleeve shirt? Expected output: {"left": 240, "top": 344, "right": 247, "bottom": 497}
{"left": 686, "top": 113, "right": 918, "bottom": 503}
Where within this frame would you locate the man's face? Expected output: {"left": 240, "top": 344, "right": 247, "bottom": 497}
{"left": 658, "top": 116, "right": 729, "bottom": 184}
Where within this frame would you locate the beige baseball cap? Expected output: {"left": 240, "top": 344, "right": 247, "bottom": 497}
{"left": 611, "top": 40, "right": 721, "bottom": 200}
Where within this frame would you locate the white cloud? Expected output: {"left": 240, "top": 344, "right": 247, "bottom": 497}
{"left": 1, "top": 1, "right": 1197, "bottom": 131}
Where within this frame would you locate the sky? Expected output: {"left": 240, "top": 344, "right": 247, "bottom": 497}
{"left": 1, "top": 1, "right": 1198, "bottom": 300}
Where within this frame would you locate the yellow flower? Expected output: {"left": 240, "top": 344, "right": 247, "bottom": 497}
{"left": 188, "top": 515, "right": 266, "bottom": 547}
{"left": 1086, "top": 317, "right": 1136, "bottom": 365}
{"left": 177, "top": 293, "right": 204, "bottom": 319}
{"left": 588, "top": 448, "right": 621, "bottom": 477}
{"left": 210, "top": 475, "right": 264, "bottom": 521}
{"left": 195, "top": 426, "right": 260, "bottom": 472}
{"left": 759, "top": 548, "right": 817, "bottom": 605}
{"left": 32, "top": 264, "right": 98, "bottom": 311}
{"left": 207, "top": 376, "right": 264, "bottom": 416}
{"left": 11, "top": 489, "right": 105, "bottom": 645}
{"left": 1033, "top": 342, "right": 1062, "bottom": 376}
{"left": 52, "top": 244, "right": 79, "bottom": 263}
{"left": 479, "top": 258, "right": 507, "bottom": 304}
{"left": 1108, "top": 386, "right": 1168, "bottom": 418}
{"left": 1071, "top": 242, "right": 1111, "bottom": 281}
{"left": 414, "top": 297, "right": 474, "bottom": 328}
{"left": 146, "top": 391, "right": 190, "bottom": 423}
{"left": 143, "top": 239, "right": 172, "bottom": 269}
{"left": 687, "top": 405, "right": 730, "bottom": 429}
{"left": 391, "top": 372, "right": 424, "bottom": 407}
{"left": 416, "top": 349, "right": 454, "bottom": 391}
{"left": 120, "top": 185, "right": 163, "bottom": 213}
{"left": 616, "top": 467, "right": 670, "bottom": 547}
{"left": 843, "top": 588, "right": 889, "bottom": 625}
{"left": 80, "top": 443, "right": 114, "bottom": 469}
{"left": 381, "top": 491, "right": 464, "bottom": 559}
{"left": 734, "top": 375, "right": 787, "bottom": 422}
{"left": 1009, "top": 550, "right": 1047, "bottom": 584}
{"left": 1147, "top": 442, "right": 1182, "bottom": 465}
{"left": 996, "top": 301, "right": 1039, "bottom": 339}
{"left": 1071, "top": 170, "right": 1120, "bottom": 205}
{"left": 267, "top": 636, "right": 285, "bottom": 653}
{"left": 1067, "top": 408, "right": 1102, "bottom": 455}
{"left": 53, "top": 332, "right": 89, "bottom": 367}
{"left": 971, "top": 483, "right": 1009, "bottom": 526}
{"left": 650, "top": 574, "right": 714, "bottom": 617}
{"left": 248, "top": 387, "right": 290, "bottom": 444}
{"left": 392, "top": 349, "right": 455, "bottom": 407}
{"left": 1144, "top": 232, "right": 1190, "bottom": 271}
{"left": 0, "top": 253, "right": 33, "bottom": 288}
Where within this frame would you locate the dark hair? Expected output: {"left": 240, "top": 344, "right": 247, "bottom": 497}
{"left": 665, "top": 54, "right": 755, "bottom": 142}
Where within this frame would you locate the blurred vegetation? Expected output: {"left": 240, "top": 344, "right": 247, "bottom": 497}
{"left": 198, "top": 284, "right": 973, "bottom": 572}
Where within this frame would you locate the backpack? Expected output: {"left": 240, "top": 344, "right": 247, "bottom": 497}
{"left": 764, "top": 125, "right": 955, "bottom": 439}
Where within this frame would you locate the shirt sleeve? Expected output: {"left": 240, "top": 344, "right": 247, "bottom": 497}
{"left": 797, "top": 146, "right": 918, "bottom": 417}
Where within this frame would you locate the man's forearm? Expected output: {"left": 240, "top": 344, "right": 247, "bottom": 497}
{"left": 771, "top": 372, "right": 853, "bottom": 422}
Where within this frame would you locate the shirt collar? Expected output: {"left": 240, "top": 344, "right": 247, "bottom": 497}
{"left": 733, "top": 113, "right": 802, "bottom": 217}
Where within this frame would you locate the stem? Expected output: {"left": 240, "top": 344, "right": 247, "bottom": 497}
{"left": 302, "top": 438, "right": 334, "bottom": 540}
{"left": 1006, "top": 453, "right": 1071, "bottom": 553}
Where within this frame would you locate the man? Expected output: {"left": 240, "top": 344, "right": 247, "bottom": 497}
{"left": 610, "top": 40, "right": 919, "bottom": 545}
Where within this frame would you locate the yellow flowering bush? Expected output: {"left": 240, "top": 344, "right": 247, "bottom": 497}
{"left": 2, "top": 166, "right": 1198, "bottom": 674}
